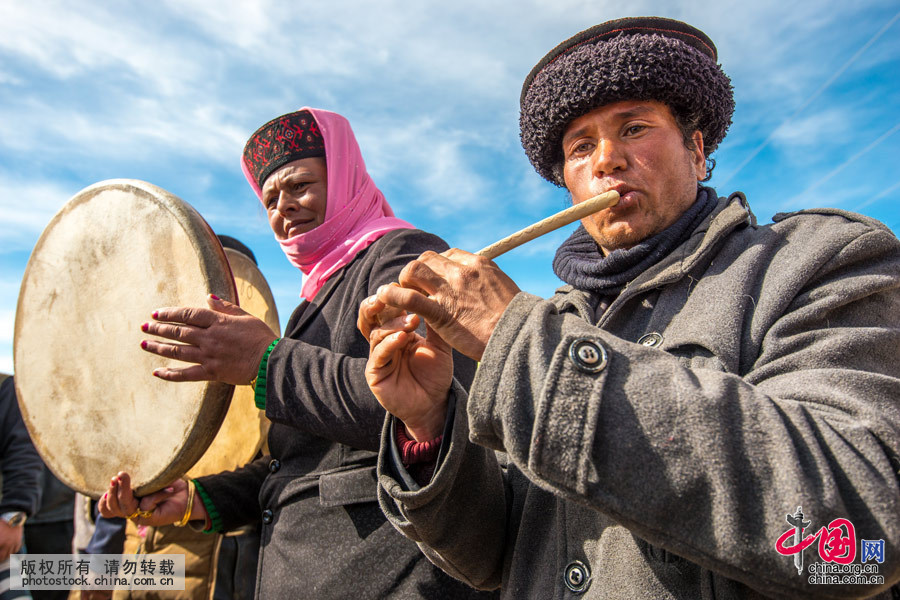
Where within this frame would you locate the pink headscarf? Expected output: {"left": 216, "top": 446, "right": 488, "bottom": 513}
{"left": 242, "top": 108, "right": 414, "bottom": 300}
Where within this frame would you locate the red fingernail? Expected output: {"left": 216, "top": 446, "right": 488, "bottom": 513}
{"left": 152, "top": 370, "right": 160, "bottom": 377}
{"left": 141, "top": 322, "right": 149, "bottom": 332}
{"left": 140, "top": 340, "right": 148, "bottom": 349}
{"left": 210, "top": 294, "right": 220, "bottom": 300}
{"left": 152, "top": 311, "right": 159, "bottom": 319}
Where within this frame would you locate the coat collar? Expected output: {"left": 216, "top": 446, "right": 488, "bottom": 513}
{"left": 551, "top": 192, "right": 755, "bottom": 318}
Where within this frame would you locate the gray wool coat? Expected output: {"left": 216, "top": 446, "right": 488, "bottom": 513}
{"left": 377, "top": 194, "right": 900, "bottom": 599}
{"left": 196, "top": 229, "right": 496, "bottom": 600}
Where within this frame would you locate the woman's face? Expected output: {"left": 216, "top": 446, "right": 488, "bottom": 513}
{"left": 260, "top": 157, "right": 328, "bottom": 240}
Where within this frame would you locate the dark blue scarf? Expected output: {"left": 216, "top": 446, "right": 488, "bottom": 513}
{"left": 552, "top": 187, "right": 718, "bottom": 294}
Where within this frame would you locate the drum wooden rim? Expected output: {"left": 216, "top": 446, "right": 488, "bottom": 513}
{"left": 14, "top": 179, "right": 238, "bottom": 498}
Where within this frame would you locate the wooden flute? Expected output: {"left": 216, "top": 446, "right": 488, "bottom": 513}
{"left": 475, "top": 190, "right": 620, "bottom": 259}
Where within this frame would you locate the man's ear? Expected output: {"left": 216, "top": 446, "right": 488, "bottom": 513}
{"left": 691, "top": 130, "right": 706, "bottom": 181}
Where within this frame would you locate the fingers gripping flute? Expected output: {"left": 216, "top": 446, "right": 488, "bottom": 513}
{"left": 475, "top": 190, "right": 619, "bottom": 259}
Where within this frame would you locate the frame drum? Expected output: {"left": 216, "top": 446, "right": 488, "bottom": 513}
{"left": 185, "top": 247, "right": 277, "bottom": 478}
{"left": 14, "top": 179, "right": 237, "bottom": 498}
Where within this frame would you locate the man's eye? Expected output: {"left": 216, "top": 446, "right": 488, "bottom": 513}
{"left": 625, "top": 125, "right": 646, "bottom": 136}
{"left": 569, "top": 142, "right": 593, "bottom": 157}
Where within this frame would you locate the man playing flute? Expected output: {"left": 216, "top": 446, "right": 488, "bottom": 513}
{"left": 359, "top": 16, "right": 900, "bottom": 599}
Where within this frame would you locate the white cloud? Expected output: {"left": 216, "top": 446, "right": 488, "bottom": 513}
{"left": 146, "top": 0, "right": 522, "bottom": 100}
{"left": 770, "top": 109, "right": 851, "bottom": 149}
{"left": 159, "top": 0, "right": 274, "bottom": 50}
{"left": 0, "top": 3, "right": 208, "bottom": 96}
{"left": 0, "top": 96, "right": 247, "bottom": 168}
{"left": 0, "top": 175, "right": 75, "bottom": 251}
{"left": 691, "top": 0, "right": 899, "bottom": 119}
{"left": 355, "top": 116, "right": 492, "bottom": 218}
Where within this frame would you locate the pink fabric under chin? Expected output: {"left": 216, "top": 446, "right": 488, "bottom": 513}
{"left": 243, "top": 108, "right": 414, "bottom": 301}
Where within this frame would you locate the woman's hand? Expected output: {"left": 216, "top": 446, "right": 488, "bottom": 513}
{"left": 140, "top": 295, "right": 278, "bottom": 385}
{"left": 359, "top": 295, "right": 453, "bottom": 442}
{"left": 97, "top": 472, "right": 207, "bottom": 527}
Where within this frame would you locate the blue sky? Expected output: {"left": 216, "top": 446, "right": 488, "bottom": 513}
{"left": 1, "top": 0, "right": 899, "bottom": 374}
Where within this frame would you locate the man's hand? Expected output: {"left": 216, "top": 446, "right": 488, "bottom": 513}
{"left": 97, "top": 472, "right": 206, "bottom": 527}
{"left": 140, "top": 295, "right": 278, "bottom": 385}
{"left": 0, "top": 519, "right": 23, "bottom": 562}
{"left": 359, "top": 298, "right": 453, "bottom": 442}
{"left": 371, "top": 249, "right": 521, "bottom": 361}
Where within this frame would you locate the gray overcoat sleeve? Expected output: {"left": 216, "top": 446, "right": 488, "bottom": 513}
{"left": 377, "top": 382, "right": 507, "bottom": 591}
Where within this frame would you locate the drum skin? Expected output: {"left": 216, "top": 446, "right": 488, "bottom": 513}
{"left": 185, "top": 248, "right": 277, "bottom": 479}
{"left": 14, "top": 179, "right": 237, "bottom": 498}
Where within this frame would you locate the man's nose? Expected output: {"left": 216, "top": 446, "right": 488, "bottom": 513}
{"left": 590, "top": 138, "right": 626, "bottom": 177}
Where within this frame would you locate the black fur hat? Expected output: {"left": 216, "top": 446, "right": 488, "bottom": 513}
{"left": 520, "top": 17, "right": 734, "bottom": 186}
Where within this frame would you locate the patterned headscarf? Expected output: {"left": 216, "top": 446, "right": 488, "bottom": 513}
{"left": 241, "top": 108, "right": 413, "bottom": 300}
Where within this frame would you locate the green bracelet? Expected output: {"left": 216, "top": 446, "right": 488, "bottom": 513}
{"left": 192, "top": 479, "right": 222, "bottom": 534}
{"left": 254, "top": 338, "right": 281, "bottom": 410}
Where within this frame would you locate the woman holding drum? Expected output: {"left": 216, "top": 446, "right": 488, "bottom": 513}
{"left": 98, "top": 108, "right": 492, "bottom": 599}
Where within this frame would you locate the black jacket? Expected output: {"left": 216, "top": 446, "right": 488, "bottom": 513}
{"left": 0, "top": 376, "right": 43, "bottom": 517}
{"left": 197, "top": 229, "right": 494, "bottom": 599}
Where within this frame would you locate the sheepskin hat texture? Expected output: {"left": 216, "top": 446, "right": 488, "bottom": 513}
{"left": 520, "top": 17, "right": 734, "bottom": 185}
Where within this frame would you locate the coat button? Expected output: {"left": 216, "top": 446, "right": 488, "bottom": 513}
{"left": 568, "top": 338, "right": 608, "bottom": 373}
{"left": 637, "top": 332, "right": 664, "bottom": 347}
{"left": 268, "top": 459, "right": 281, "bottom": 473}
{"left": 261, "top": 509, "right": 273, "bottom": 524}
{"left": 564, "top": 560, "right": 591, "bottom": 593}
